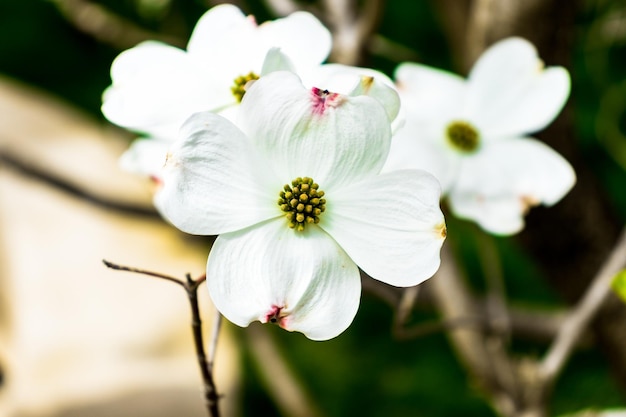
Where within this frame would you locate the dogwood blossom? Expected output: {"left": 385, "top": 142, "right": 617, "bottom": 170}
{"left": 156, "top": 71, "right": 446, "bottom": 340}
{"left": 102, "top": 4, "right": 332, "bottom": 176}
{"left": 385, "top": 37, "right": 576, "bottom": 235}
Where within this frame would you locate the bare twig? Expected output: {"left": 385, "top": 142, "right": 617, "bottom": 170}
{"left": 246, "top": 325, "right": 325, "bottom": 417}
{"left": 208, "top": 308, "right": 223, "bottom": 372}
{"left": 428, "top": 245, "right": 537, "bottom": 417}
{"left": 362, "top": 273, "right": 590, "bottom": 346}
{"left": 51, "top": 0, "right": 184, "bottom": 49}
{"left": 393, "top": 316, "right": 484, "bottom": 340}
{"left": 476, "top": 232, "right": 511, "bottom": 340}
{"left": 322, "top": 0, "right": 384, "bottom": 65}
{"left": 103, "top": 260, "right": 221, "bottom": 417}
{"left": 392, "top": 284, "right": 484, "bottom": 339}
{"left": 540, "top": 227, "right": 626, "bottom": 384}
{"left": 264, "top": 0, "right": 306, "bottom": 16}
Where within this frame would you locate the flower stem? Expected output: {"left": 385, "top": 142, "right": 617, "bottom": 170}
{"left": 103, "top": 260, "right": 221, "bottom": 417}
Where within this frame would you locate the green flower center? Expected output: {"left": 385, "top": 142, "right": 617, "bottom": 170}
{"left": 231, "top": 72, "right": 260, "bottom": 102}
{"left": 446, "top": 120, "right": 480, "bottom": 153}
{"left": 278, "top": 177, "right": 326, "bottom": 231}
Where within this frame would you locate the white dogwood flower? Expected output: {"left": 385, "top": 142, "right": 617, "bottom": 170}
{"left": 156, "top": 71, "right": 446, "bottom": 340}
{"left": 102, "top": 4, "right": 332, "bottom": 176}
{"left": 385, "top": 37, "right": 576, "bottom": 235}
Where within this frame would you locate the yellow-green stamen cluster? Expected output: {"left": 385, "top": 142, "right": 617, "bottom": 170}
{"left": 278, "top": 177, "right": 326, "bottom": 231}
{"left": 446, "top": 120, "right": 480, "bottom": 153}
{"left": 231, "top": 72, "right": 260, "bottom": 102}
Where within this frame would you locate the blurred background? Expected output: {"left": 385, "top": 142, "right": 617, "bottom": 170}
{"left": 1, "top": 0, "right": 626, "bottom": 416}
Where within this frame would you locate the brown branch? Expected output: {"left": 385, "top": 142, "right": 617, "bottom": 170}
{"left": 427, "top": 245, "right": 546, "bottom": 417}
{"left": 322, "top": 0, "right": 384, "bottom": 65}
{"left": 263, "top": 0, "right": 306, "bottom": 16}
{"left": 246, "top": 325, "right": 325, "bottom": 417}
{"left": 51, "top": 0, "right": 184, "bottom": 49}
{"left": 102, "top": 260, "right": 221, "bottom": 417}
{"left": 476, "top": 232, "right": 512, "bottom": 341}
{"left": 540, "top": 227, "right": 626, "bottom": 384}
{"left": 363, "top": 274, "right": 590, "bottom": 347}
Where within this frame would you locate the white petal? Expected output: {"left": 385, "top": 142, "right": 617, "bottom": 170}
{"left": 307, "top": 64, "right": 401, "bottom": 126}
{"left": 383, "top": 120, "right": 460, "bottom": 193}
{"left": 207, "top": 219, "right": 361, "bottom": 341}
{"left": 239, "top": 71, "right": 392, "bottom": 191}
{"left": 478, "top": 67, "right": 570, "bottom": 137}
{"left": 448, "top": 193, "right": 526, "bottom": 235}
{"left": 260, "top": 48, "right": 296, "bottom": 75}
{"left": 187, "top": 4, "right": 250, "bottom": 59}
{"left": 187, "top": 4, "right": 267, "bottom": 79}
{"left": 454, "top": 138, "right": 576, "bottom": 204}
{"left": 258, "top": 11, "right": 332, "bottom": 70}
{"left": 320, "top": 170, "right": 446, "bottom": 287}
{"left": 155, "top": 112, "right": 280, "bottom": 235}
{"left": 466, "top": 37, "right": 570, "bottom": 136}
{"left": 449, "top": 137, "right": 576, "bottom": 235}
{"left": 394, "top": 62, "right": 466, "bottom": 124}
{"left": 119, "top": 138, "right": 170, "bottom": 178}
{"left": 102, "top": 41, "right": 227, "bottom": 139}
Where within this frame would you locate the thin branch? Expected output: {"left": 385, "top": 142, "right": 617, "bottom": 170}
{"left": 263, "top": 0, "right": 306, "bottom": 16}
{"left": 476, "top": 232, "right": 511, "bottom": 340}
{"left": 246, "top": 325, "right": 325, "bottom": 417}
{"left": 540, "top": 227, "right": 626, "bottom": 384}
{"left": 392, "top": 285, "right": 485, "bottom": 339}
{"left": 102, "top": 259, "right": 185, "bottom": 287}
{"left": 396, "top": 285, "right": 421, "bottom": 325}
{"left": 393, "top": 316, "right": 484, "bottom": 340}
{"left": 362, "top": 272, "right": 591, "bottom": 347}
{"left": 51, "top": 0, "right": 184, "bottom": 49}
{"left": 428, "top": 245, "right": 528, "bottom": 417}
{"left": 321, "top": 0, "right": 384, "bottom": 65}
{"left": 0, "top": 152, "right": 157, "bottom": 217}
{"left": 208, "top": 308, "right": 223, "bottom": 372}
{"left": 102, "top": 260, "right": 221, "bottom": 417}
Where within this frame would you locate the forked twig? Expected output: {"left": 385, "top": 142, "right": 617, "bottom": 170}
{"left": 103, "top": 260, "right": 221, "bottom": 417}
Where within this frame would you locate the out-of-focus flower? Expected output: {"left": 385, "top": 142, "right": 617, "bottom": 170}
{"left": 102, "top": 4, "right": 332, "bottom": 176}
{"left": 156, "top": 71, "right": 446, "bottom": 340}
{"left": 385, "top": 37, "right": 576, "bottom": 235}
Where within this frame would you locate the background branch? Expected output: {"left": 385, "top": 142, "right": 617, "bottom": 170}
{"left": 246, "top": 325, "right": 325, "bottom": 417}
{"left": 540, "top": 227, "right": 626, "bottom": 384}
{"left": 50, "top": 0, "right": 184, "bottom": 49}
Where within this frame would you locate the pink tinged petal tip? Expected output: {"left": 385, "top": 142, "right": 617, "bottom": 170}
{"left": 263, "top": 305, "right": 289, "bottom": 329}
{"left": 310, "top": 87, "right": 343, "bottom": 115}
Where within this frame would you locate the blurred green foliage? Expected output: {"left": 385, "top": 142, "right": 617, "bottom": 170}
{"left": 1, "top": 0, "right": 626, "bottom": 416}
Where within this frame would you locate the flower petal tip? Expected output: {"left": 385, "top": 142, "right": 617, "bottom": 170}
{"left": 436, "top": 222, "right": 447, "bottom": 239}
{"left": 262, "top": 305, "right": 290, "bottom": 329}
{"left": 310, "top": 87, "right": 343, "bottom": 115}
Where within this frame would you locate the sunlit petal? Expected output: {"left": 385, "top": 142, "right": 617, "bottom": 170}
{"left": 449, "top": 137, "right": 576, "bottom": 234}
{"left": 453, "top": 137, "right": 575, "bottom": 205}
{"left": 383, "top": 120, "right": 461, "bottom": 193}
{"left": 239, "top": 71, "right": 392, "bottom": 191}
{"left": 394, "top": 62, "right": 466, "bottom": 124}
{"left": 258, "top": 11, "right": 332, "bottom": 71}
{"left": 321, "top": 169, "right": 446, "bottom": 287}
{"left": 155, "top": 112, "right": 280, "bottom": 235}
{"left": 102, "top": 41, "right": 225, "bottom": 138}
{"left": 118, "top": 138, "right": 170, "bottom": 178}
{"left": 207, "top": 219, "right": 361, "bottom": 341}
{"left": 466, "top": 37, "right": 570, "bottom": 136}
